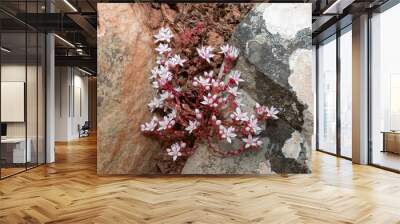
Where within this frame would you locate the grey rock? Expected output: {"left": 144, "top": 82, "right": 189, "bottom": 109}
{"left": 182, "top": 3, "right": 313, "bottom": 174}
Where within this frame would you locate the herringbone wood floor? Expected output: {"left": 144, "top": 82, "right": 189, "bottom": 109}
{"left": 0, "top": 135, "right": 400, "bottom": 224}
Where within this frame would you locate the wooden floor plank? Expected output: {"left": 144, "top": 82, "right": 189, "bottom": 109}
{"left": 0, "top": 135, "right": 400, "bottom": 223}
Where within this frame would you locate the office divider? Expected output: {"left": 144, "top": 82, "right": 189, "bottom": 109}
{"left": 0, "top": 0, "right": 46, "bottom": 179}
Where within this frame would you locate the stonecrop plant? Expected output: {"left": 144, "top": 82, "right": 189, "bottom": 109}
{"left": 140, "top": 26, "right": 279, "bottom": 161}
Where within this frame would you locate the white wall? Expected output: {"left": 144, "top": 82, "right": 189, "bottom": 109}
{"left": 1, "top": 65, "right": 39, "bottom": 137}
{"left": 1, "top": 63, "right": 46, "bottom": 164}
{"left": 1, "top": 65, "right": 26, "bottom": 139}
{"left": 55, "top": 67, "right": 70, "bottom": 141}
{"left": 72, "top": 73, "right": 89, "bottom": 138}
{"left": 55, "top": 67, "right": 89, "bottom": 141}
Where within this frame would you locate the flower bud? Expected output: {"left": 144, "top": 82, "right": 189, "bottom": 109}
{"left": 196, "top": 114, "right": 202, "bottom": 119}
{"left": 216, "top": 120, "right": 221, "bottom": 125}
{"left": 245, "top": 127, "right": 250, "bottom": 132}
{"left": 180, "top": 142, "right": 187, "bottom": 148}
{"left": 212, "top": 115, "right": 217, "bottom": 120}
{"left": 205, "top": 86, "right": 210, "bottom": 91}
{"left": 193, "top": 81, "right": 198, "bottom": 86}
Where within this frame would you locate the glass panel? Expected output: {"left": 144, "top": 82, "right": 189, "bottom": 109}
{"left": 27, "top": 31, "right": 38, "bottom": 169}
{"left": 318, "top": 36, "right": 337, "bottom": 154}
{"left": 0, "top": 1, "right": 46, "bottom": 179}
{"left": 371, "top": 4, "right": 400, "bottom": 171}
{"left": 340, "top": 27, "right": 352, "bottom": 158}
{"left": 1, "top": 30, "right": 27, "bottom": 177}
{"left": 26, "top": 1, "right": 39, "bottom": 169}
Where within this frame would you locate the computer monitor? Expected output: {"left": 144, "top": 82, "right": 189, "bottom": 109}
{"left": 1, "top": 123, "right": 7, "bottom": 137}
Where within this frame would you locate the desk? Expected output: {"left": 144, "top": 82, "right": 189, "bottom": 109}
{"left": 382, "top": 131, "right": 400, "bottom": 154}
{"left": 1, "top": 138, "right": 31, "bottom": 163}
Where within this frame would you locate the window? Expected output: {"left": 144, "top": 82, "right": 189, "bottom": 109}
{"left": 339, "top": 27, "right": 352, "bottom": 158}
{"left": 316, "top": 25, "right": 353, "bottom": 159}
{"left": 317, "top": 35, "right": 337, "bottom": 154}
{"left": 370, "top": 3, "right": 400, "bottom": 171}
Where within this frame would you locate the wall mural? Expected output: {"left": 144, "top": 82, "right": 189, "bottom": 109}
{"left": 97, "top": 3, "right": 313, "bottom": 175}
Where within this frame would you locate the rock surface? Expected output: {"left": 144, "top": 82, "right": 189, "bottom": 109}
{"left": 98, "top": 3, "right": 313, "bottom": 175}
{"left": 182, "top": 3, "right": 313, "bottom": 174}
{"left": 97, "top": 4, "right": 162, "bottom": 175}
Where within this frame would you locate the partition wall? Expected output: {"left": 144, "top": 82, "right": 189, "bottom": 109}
{"left": 0, "top": 1, "right": 47, "bottom": 179}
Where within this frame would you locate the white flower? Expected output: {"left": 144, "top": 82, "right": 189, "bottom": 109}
{"left": 150, "top": 67, "right": 160, "bottom": 80}
{"left": 242, "top": 134, "right": 262, "bottom": 148}
{"left": 160, "top": 91, "right": 173, "bottom": 101}
{"left": 167, "top": 109, "right": 177, "bottom": 120}
{"left": 158, "top": 119, "right": 169, "bottom": 130}
{"left": 228, "top": 86, "right": 241, "bottom": 96}
{"left": 248, "top": 115, "right": 262, "bottom": 134}
{"left": 220, "top": 126, "right": 236, "bottom": 143}
{"left": 154, "top": 27, "right": 173, "bottom": 43}
{"left": 166, "top": 142, "right": 182, "bottom": 161}
{"left": 229, "top": 71, "right": 244, "bottom": 85}
{"left": 174, "top": 86, "right": 182, "bottom": 92}
{"left": 194, "top": 76, "right": 210, "bottom": 87}
{"left": 219, "top": 44, "right": 230, "bottom": 54}
{"left": 201, "top": 93, "right": 217, "bottom": 106}
{"left": 158, "top": 115, "right": 175, "bottom": 131}
{"left": 156, "top": 56, "right": 163, "bottom": 65}
{"left": 175, "top": 54, "right": 187, "bottom": 66}
{"left": 148, "top": 97, "right": 164, "bottom": 111}
{"left": 255, "top": 103, "right": 265, "bottom": 115}
{"left": 220, "top": 44, "right": 239, "bottom": 59}
{"left": 167, "top": 54, "right": 186, "bottom": 67}
{"left": 266, "top": 106, "right": 279, "bottom": 119}
{"left": 185, "top": 120, "right": 199, "bottom": 134}
{"left": 211, "top": 79, "right": 219, "bottom": 88}
{"left": 158, "top": 65, "right": 170, "bottom": 76}
{"left": 152, "top": 65, "right": 172, "bottom": 85}
{"left": 197, "top": 46, "right": 215, "bottom": 63}
{"left": 152, "top": 81, "right": 160, "bottom": 89}
{"left": 227, "top": 46, "right": 239, "bottom": 59}
{"left": 167, "top": 58, "right": 177, "bottom": 67}
{"left": 140, "top": 117, "right": 158, "bottom": 132}
{"left": 158, "top": 70, "right": 172, "bottom": 86}
{"left": 231, "top": 107, "right": 249, "bottom": 122}
{"left": 204, "top": 71, "right": 214, "bottom": 78}
{"left": 155, "top": 43, "right": 172, "bottom": 55}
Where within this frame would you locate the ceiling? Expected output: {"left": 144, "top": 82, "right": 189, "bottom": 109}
{"left": 0, "top": 0, "right": 393, "bottom": 74}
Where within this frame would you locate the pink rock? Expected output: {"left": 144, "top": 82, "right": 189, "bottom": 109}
{"left": 97, "top": 3, "right": 162, "bottom": 175}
